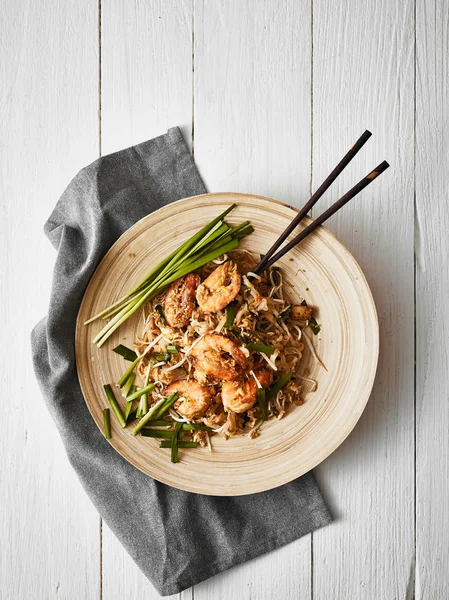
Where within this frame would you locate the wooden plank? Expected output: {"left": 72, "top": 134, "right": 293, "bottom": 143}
{"left": 193, "top": 0, "right": 312, "bottom": 207}
{"left": 415, "top": 1, "right": 449, "bottom": 597}
{"left": 193, "top": 1, "right": 312, "bottom": 597}
{"left": 311, "top": 1, "right": 415, "bottom": 598}
{"left": 101, "top": 0, "right": 194, "bottom": 153}
{"left": 0, "top": 1, "right": 100, "bottom": 598}
{"left": 100, "top": 1, "right": 193, "bottom": 597}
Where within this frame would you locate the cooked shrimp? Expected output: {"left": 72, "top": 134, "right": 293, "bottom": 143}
{"left": 190, "top": 333, "right": 247, "bottom": 381}
{"left": 196, "top": 260, "right": 241, "bottom": 312}
{"left": 290, "top": 304, "right": 314, "bottom": 321}
{"left": 166, "top": 380, "right": 212, "bottom": 419}
{"left": 164, "top": 273, "right": 201, "bottom": 327}
{"left": 221, "top": 370, "right": 273, "bottom": 413}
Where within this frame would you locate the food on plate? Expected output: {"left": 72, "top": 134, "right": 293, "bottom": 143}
{"left": 90, "top": 206, "right": 323, "bottom": 463}
{"left": 123, "top": 251, "right": 321, "bottom": 461}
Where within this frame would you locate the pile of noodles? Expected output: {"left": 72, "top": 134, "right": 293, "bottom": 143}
{"left": 134, "top": 251, "right": 319, "bottom": 446}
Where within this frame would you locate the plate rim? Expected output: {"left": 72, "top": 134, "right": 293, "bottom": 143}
{"left": 75, "top": 192, "right": 379, "bottom": 495}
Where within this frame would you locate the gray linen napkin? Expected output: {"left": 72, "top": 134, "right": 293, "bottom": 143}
{"left": 31, "top": 127, "right": 332, "bottom": 596}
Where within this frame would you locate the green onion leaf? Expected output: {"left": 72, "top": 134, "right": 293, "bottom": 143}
{"left": 309, "top": 317, "right": 321, "bottom": 335}
{"left": 144, "top": 419, "right": 172, "bottom": 427}
{"left": 103, "top": 384, "right": 126, "bottom": 428}
{"left": 141, "top": 429, "right": 174, "bottom": 439}
{"left": 155, "top": 305, "right": 167, "bottom": 325}
{"left": 160, "top": 440, "right": 198, "bottom": 449}
{"left": 122, "top": 372, "right": 136, "bottom": 398}
{"left": 125, "top": 383, "right": 156, "bottom": 402}
{"left": 126, "top": 409, "right": 138, "bottom": 424}
{"left": 257, "top": 388, "right": 268, "bottom": 421}
{"left": 225, "top": 302, "right": 237, "bottom": 330}
{"left": 152, "top": 352, "right": 170, "bottom": 363}
{"left": 124, "top": 400, "right": 134, "bottom": 421}
{"left": 117, "top": 354, "right": 146, "bottom": 388}
{"left": 112, "top": 344, "right": 138, "bottom": 362}
{"left": 171, "top": 422, "right": 183, "bottom": 463}
{"left": 103, "top": 408, "right": 111, "bottom": 439}
{"left": 94, "top": 236, "right": 242, "bottom": 347}
{"left": 132, "top": 393, "right": 179, "bottom": 436}
{"left": 267, "top": 372, "right": 293, "bottom": 399}
{"left": 166, "top": 345, "right": 179, "bottom": 354}
{"left": 151, "top": 392, "right": 180, "bottom": 421}
{"left": 181, "top": 423, "right": 213, "bottom": 431}
{"left": 247, "top": 342, "right": 275, "bottom": 355}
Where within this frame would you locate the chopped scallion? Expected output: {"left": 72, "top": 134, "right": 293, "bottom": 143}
{"left": 126, "top": 409, "right": 138, "bottom": 424}
{"left": 151, "top": 352, "right": 170, "bottom": 363}
{"left": 181, "top": 424, "right": 213, "bottom": 431}
{"left": 103, "top": 408, "right": 111, "bottom": 439}
{"left": 151, "top": 392, "right": 180, "bottom": 421}
{"left": 257, "top": 388, "right": 268, "bottom": 421}
{"left": 112, "top": 344, "right": 138, "bottom": 362}
{"left": 225, "top": 302, "right": 237, "bottom": 330}
{"left": 267, "top": 372, "right": 293, "bottom": 398}
{"left": 140, "top": 429, "right": 174, "bottom": 439}
{"left": 103, "top": 384, "right": 126, "bottom": 428}
{"left": 124, "top": 400, "right": 134, "bottom": 421}
{"left": 125, "top": 383, "right": 156, "bottom": 402}
{"left": 247, "top": 342, "right": 275, "bottom": 355}
{"left": 122, "top": 372, "right": 136, "bottom": 398}
{"left": 144, "top": 420, "right": 172, "bottom": 427}
{"left": 171, "top": 422, "right": 183, "bottom": 463}
{"left": 309, "top": 317, "right": 321, "bottom": 335}
{"left": 117, "top": 354, "right": 145, "bottom": 388}
{"left": 160, "top": 441, "right": 198, "bottom": 449}
{"left": 132, "top": 393, "right": 179, "bottom": 436}
{"left": 155, "top": 305, "right": 167, "bottom": 325}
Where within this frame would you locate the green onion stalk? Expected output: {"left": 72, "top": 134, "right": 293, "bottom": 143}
{"left": 160, "top": 440, "right": 198, "bottom": 449}
{"left": 171, "top": 422, "right": 183, "bottom": 463}
{"left": 132, "top": 393, "right": 179, "bottom": 436}
{"left": 247, "top": 342, "right": 275, "bottom": 355}
{"left": 267, "top": 371, "right": 293, "bottom": 399}
{"left": 103, "top": 384, "right": 126, "bottom": 428}
{"left": 103, "top": 408, "right": 111, "bottom": 439}
{"left": 257, "top": 388, "right": 268, "bottom": 421}
{"left": 85, "top": 205, "right": 254, "bottom": 347}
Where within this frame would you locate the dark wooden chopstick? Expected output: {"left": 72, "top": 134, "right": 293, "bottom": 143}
{"left": 254, "top": 130, "right": 372, "bottom": 274}
{"left": 255, "top": 160, "right": 390, "bottom": 273}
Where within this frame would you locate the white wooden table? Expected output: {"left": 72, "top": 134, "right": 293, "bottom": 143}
{"left": 2, "top": 1, "right": 447, "bottom": 598}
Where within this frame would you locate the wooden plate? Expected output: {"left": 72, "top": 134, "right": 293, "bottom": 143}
{"left": 76, "top": 193, "right": 378, "bottom": 495}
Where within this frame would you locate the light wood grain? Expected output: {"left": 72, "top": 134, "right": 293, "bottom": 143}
{"left": 193, "top": 1, "right": 314, "bottom": 593}
{"left": 100, "top": 2, "right": 194, "bottom": 597}
{"left": 416, "top": 1, "right": 449, "bottom": 597}
{"left": 3, "top": 0, "right": 448, "bottom": 597}
{"left": 0, "top": 1, "right": 101, "bottom": 598}
{"left": 311, "top": 1, "right": 415, "bottom": 598}
{"left": 101, "top": 0, "right": 193, "bottom": 153}
{"left": 194, "top": 0, "right": 312, "bottom": 206}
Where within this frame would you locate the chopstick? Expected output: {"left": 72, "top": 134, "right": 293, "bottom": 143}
{"left": 254, "top": 160, "right": 389, "bottom": 274}
{"left": 254, "top": 130, "right": 372, "bottom": 274}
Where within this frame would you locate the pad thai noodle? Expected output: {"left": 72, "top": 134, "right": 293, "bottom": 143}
{"left": 133, "top": 251, "right": 321, "bottom": 448}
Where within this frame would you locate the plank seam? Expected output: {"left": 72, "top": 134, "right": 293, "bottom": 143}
{"left": 191, "top": 0, "right": 195, "bottom": 160}
{"left": 412, "top": 0, "right": 417, "bottom": 597}
{"left": 98, "top": 0, "right": 102, "bottom": 158}
{"left": 98, "top": 2, "right": 103, "bottom": 598}
{"left": 311, "top": 2, "right": 314, "bottom": 597}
